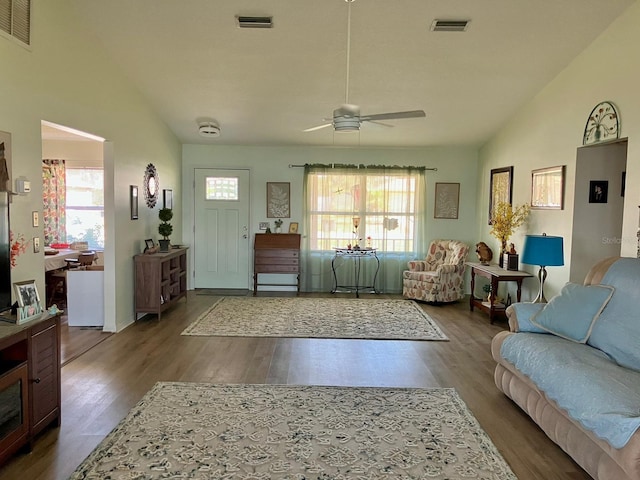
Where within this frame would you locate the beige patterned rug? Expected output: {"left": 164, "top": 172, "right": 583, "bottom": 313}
{"left": 181, "top": 297, "right": 448, "bottom": 341}
{"left": 70, "top": 382, "right": 517, "bottom": 479}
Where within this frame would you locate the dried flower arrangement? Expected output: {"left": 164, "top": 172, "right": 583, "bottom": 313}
{"left": 489, "top": 201, "right": 530, "bottom": 253}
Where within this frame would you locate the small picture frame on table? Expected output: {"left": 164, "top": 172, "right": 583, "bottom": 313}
{"left": 143, "top": 238, "right": 158, "bottom": 254}
{"left": 13, "top": 280, "right": 44, "bottom": 323}
{"left": 288, "top": 222, "right": 299, "bottom": 233}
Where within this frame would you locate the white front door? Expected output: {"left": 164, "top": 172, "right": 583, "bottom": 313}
{"left": 194, "top": 168, "right": 250, "bottom": 289}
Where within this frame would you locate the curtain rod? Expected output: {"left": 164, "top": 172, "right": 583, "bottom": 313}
{"left": 288, "top": 163, "right": 437, "bottom": 171}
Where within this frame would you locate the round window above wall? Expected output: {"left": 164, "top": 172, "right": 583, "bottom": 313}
{"left": 143, "top": 163, "right": 159, "bottom": 208}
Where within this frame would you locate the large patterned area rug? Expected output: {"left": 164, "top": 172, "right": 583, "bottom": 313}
{"left": 70, "top": 382, "right": 517, "bottom": 479}
{"left": 181, "top": 297, "right": 448, "bottom": 341}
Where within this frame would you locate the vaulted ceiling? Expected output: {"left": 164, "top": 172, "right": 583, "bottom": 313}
{"left": 65, "top": 0, "right": 634, "bottom": 147}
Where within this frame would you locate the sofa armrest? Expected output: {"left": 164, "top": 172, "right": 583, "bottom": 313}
{"left": 505, "top": 302, "right": 547, "bottom": 333}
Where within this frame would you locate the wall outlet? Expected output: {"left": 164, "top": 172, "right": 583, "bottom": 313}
{"left": 259, "top": 222, "right": 269, "bottom": 230}
{"left": 33, "top": 237, "right": 40, "bottom": 253}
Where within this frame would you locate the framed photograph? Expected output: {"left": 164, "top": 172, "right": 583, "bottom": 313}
{"left": 14, "top": 280, "right": 40, "bottom": 308}
{"left": 144, "top": 239, "right": 155, "bottom": 251}
{"left": 267, "top": 182, "right": 290, "bottom": 218}
{"left": 289, "top": 222, "right": 299, "bottom": 233}
{"left": 489, "top": 166, "right": 513, "bottom": 224}
{"left": 163, "top": 189, "right": 173, "bottom": 210}
{"left": 531, "top": 165, "right": 565, "bottom": 210}
{"left": 434, "top": 182, "right": 460, "bottom": 219}
{"left": 589, "top": 180, "right": 608, "bottom": 203}
{"left": 130, "top": 185, "right": 139, "bottom": 220}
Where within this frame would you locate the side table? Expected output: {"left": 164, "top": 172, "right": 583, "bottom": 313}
{"left": 466, "top": 262, "right": 533, "bottom": 323}
{"left": 331, "top": 248, "right": 380, "bottom": 297}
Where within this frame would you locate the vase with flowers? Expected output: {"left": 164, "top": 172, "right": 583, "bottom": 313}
{"left": 490, "top": 201, "right": 530, "bottom": 267}
{"left": 274, "top": 219, "right": 283, "bottom": 233}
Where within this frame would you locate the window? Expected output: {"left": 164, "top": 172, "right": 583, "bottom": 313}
{"left": 65, "top": 168, "right": 104, "bottom": 249}
{"left": 205, "top": 176, "right": 238, "bottom": 200}
{"left": 302, "top": 165, "right": 427, "bottom": 294}
{"left": 306, "top": 168, "right": 421, "bottom": 252}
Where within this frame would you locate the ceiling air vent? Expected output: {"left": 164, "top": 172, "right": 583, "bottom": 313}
{"left": 236, "top": 16, "right": 273, "bottom": 28}
{"left": 430, "top": 19, "right": 470, "bottom": 32}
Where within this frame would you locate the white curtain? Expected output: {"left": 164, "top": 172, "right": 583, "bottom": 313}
{"left": 301, "top": 164, "right": 427, "bottom": 293}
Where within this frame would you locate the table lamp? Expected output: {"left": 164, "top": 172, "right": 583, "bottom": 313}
{"left": 521, "top": 233, "right": 564, "bottom": 303}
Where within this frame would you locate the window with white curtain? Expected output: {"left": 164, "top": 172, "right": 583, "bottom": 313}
{"left": 302, "top": 165, "right": 427, "bottom": 293}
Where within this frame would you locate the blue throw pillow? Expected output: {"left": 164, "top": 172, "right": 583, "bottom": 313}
{"left": 531, "top": 283, "right": 614, "bottom": 343}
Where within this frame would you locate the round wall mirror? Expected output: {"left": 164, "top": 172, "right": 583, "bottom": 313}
{"left": 143, "top": 163, "right": 159, "bottom": 208}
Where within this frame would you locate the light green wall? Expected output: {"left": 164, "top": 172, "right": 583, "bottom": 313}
{"left": 182, "top": 144, "right": 479, "bottom": 291}
{"left": 478, "top": 1, "right": 640, "bottom": 300}
{"left": 1, "top": 1, "right": 181, "bottom": 331}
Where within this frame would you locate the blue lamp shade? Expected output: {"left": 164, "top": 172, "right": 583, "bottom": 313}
{"left": 521, "top": 234, "right": 564, "bottom": 267}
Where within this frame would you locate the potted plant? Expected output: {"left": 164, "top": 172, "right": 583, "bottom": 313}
{"left": 274, "top": 219, "right": 283, "bottom": 233}
{"left": 158, "top": 207, "right": 173, "bottom": 251}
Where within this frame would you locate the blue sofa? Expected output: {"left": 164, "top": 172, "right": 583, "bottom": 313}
{"left": 492, "top": 257, "right": 640, "bottom": 480}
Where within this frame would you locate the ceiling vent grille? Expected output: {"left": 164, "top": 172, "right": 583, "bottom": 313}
{"left": 236, "top": 16, "right": 273, "bottom": 28}
{"left": 430, "top": 19, "right": 469, "bottom": 32}
{"left": 0, "top": 0, "right": 31, "bottom": 45}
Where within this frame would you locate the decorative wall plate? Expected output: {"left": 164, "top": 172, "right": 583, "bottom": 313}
{"left": 143, "top": 163, "right": 159, "bottom": 208}
{"left": 583, "top": 101, "right": 619, "bottom": 145}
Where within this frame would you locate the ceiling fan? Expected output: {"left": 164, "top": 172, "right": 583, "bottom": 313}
{"left": 304, "top": 0, "right": 426, "bottom": 133}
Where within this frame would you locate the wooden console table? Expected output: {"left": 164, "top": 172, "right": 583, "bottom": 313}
{"left": 466, "top": 262, "right": 533, "bottom": 323}
{"left": 0, "top": 313, "right": 61, "bottom": 466}
{"left": 134, "top": 247, "right": 188, "bottom": 319}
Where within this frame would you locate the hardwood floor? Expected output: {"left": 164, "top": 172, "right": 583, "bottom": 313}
{"left": 0, "top": 292, "right": 591, "bottom": 480}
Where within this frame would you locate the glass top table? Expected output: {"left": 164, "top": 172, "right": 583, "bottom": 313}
{"left": 330, "top": 247, "right": 380, "bottom": 297}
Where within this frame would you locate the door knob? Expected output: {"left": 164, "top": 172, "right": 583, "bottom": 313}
{"left": 242, "top": 234, "right": 248, "bottom": 239}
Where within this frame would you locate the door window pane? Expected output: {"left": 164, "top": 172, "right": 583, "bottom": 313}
{"left": 206, "top": 177, "right": 238, "bottom": 200}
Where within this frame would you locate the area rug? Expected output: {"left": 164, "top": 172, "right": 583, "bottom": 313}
{"left": 181, "top": 297, "right": 448, "bottom": 341}
{"left": 70, "top": 382, "right": 517, "bottom": 479}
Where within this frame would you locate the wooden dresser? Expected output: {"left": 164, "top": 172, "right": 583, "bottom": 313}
{"left": 134, "top": 247, "right": 188, "bottom": 319}
{"left": 253, "top": 233, "right": 301, "bottom": 295}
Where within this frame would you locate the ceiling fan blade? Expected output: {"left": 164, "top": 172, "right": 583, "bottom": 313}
{"left": 361, "top": 110, "right": 426, "bottom": 121}
{"left": 303, "top": 122, "right": 333, "bottom": 132}
{"left": 363, "top": 120, "right": 395, "bottom": 128}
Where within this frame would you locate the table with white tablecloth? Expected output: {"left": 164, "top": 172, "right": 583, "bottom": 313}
{"left": 44, "top": 249, "right": 102, "bottom": 271}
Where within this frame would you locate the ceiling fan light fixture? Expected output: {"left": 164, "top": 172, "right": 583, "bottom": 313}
{"left": 198, "top": 122, "right": 220, "bottom": 138}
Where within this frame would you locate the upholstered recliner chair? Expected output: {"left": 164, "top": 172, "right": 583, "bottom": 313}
{"left": 402, "top": 239, "right": 469, "bottom": 303}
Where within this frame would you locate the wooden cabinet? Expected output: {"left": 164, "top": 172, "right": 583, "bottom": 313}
{"left": 0, "top": 314, "right": 61, "bottom": 466}
{"left": 253, "top": 233, "right": 301, "bottom": 295}
{"left": 134, "top": 247, "right": 188, "bottom": 319}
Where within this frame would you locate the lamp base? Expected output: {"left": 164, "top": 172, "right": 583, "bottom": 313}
{"left": 532, "top": 266, "right": 548, "bottom": 303}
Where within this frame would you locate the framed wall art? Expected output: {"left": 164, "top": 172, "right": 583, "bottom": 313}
{"left": 489, "top": 166, "right": 513, "bottom": 224}
{"left": 267, "top": 182, "right": 290, "bottom": 218}
{"left": 130, "top": 185, "right": 139, "bottom": 220}
{"left": 434, "top": 182, "right": 460, "bottom": 219}
{"left": 163, "top": 189, "right": 173, "bottom": 210}
{"left": 531, "top": 165, "right": 565, "bottom": 210}
{"left": 589, "top": 180, "right": 608, "bottom": 203}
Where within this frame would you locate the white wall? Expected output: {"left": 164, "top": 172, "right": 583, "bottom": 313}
{"left": 1, "top": 1, "right": 181, "bottom": 331}
{"left": 182, "top": 144, "right": 479, "bottom": 292}
{"left": 478, "top": 1, "right": 640, "bottom": 301}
